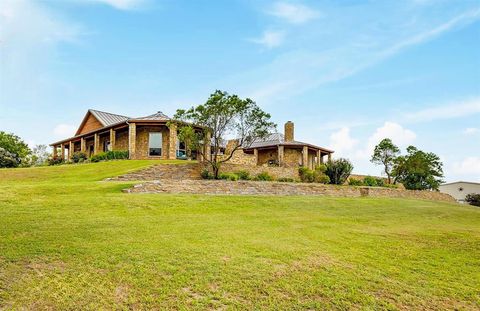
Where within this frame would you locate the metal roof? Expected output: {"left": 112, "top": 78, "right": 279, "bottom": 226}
{"left": 89, "top": 109, "right": 130, "bottom": 126}
{"left": 244, "top": 133, "right": 334, "bottom": 153}
{"left": 131, "top": 111, "right": 171, "bottom": 121}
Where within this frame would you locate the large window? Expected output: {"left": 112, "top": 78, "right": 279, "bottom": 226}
{"left": 149, "top": 132, "right": 162, "bottom": 156}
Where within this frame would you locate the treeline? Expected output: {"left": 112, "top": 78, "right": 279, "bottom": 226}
{"left": 0, "top": 132, "right": 50, "bottom": 168}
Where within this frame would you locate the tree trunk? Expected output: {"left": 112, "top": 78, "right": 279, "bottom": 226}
{"left": 212, "top": 163, "right": 220, "bottom": 179}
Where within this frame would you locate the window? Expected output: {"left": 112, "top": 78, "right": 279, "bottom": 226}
{"left": 176, "top": 139, "right": 186, "bottom": 158}
{"left": 149, "top": 132, "right": 162, "bottom": 156}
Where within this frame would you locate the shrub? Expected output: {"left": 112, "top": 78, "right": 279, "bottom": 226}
{"left": 348, "top": 178, "right": 363, "bottom": 186}
{"left": 48, "top": 156, "right": 64, "bottom": 166}
{"left": 299, "top": 166, "right": 329, "bottom": 183}
{"left": 325, "top": 158, "right": 353, "bottom": 185}
{"left": 465, "top": 193, "right": 480, "bottom": 207}
{"left": 363, "top": 176, "right": 378, "bottom": 187}
{"left": 105, "top": 150, "right": 129, "bottom": 160}
{"left": 200, "top": 169, "right": 213, "bottom": 179}
{"left": 72, "top": 152, "right": 87, "bottom": 163}
{"left": 314, "top": 171, "right": 330, "bottom": 184}
{"left": 254, "top": 172, "right": 274, "bottom": 181}
{"left": 375, "top": 178, "right": 385, "bottom": 187}
{"left": 315, "top": 164, "right": 327, "bottom": 173}
{"left": 89, "top": 150, "right": 129, "bottom": 163}
{"left": 277, "top": 177, "right": 295, "bottom": 182}
{"left": 235, "top": 170, "right": 251, "bottom": 180}
{"left": 90, "top": 153, "right": 106, "bottom": 163}
{"left": 218, "top": 172, "right": 238, "bottom": 181}
{"left": 299, "top": 167, "right": 314, "bottom": 183}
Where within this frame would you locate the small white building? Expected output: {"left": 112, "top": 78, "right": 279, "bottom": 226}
{"left": 439, "top": 181, "right": 480, "bottom": 203}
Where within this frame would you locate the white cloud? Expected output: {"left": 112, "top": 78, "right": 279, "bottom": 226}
{"left": 268, "top": 2, "right": 320, "bottom": 24}
{"left": 238, "top": 7, "right": 480, "bottom": 106}
{"left": 53, "top": 124, "right": 76, "bottom": 138}
{"left": 357, "top": 122, "right": 416, "bottom": 159}
{"left": 86, "top": 0, "right": 146, "bottom": 10}
{"left": 249, "top": 30, "right": 285, "bottom": 49}
{"left": 452, "top": 157, "right": 480, "bottom": 177}
{"left": 406, "top": 97, "right": 480, "bottom": 122}
{"left": 464, "top": 127, "right": 480, "bottom": 135}
{"left": 328, "top": 127, "right": 359, "bottom": 156}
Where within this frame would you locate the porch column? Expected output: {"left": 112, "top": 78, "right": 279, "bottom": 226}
{"left": 204, "top": 130, "right": 211, "bottom": 162}
{"left": 128, "top": 123, "right": 136, "bottom": 159}
{"left": 53, "top": 145, "right": 58, "bottom": 158}
{"left": 328, "top": 153, "right": 332, "bottom": 162}
{"left": 168, "top": 122, "right": 177, "bottom": 159}
{"left": 302, "top": 146, "right": 308, "bottom": 167}
{"left": 69, "top": 141, "right": 74, "bottom": 160}
{"left": 80, "top": 138, "right": 86, "bottom": 153}
{"left": 317, "top": 150, "right": 322, "bottom": 165}
{"left": 110, "top": 129, "right": 116, "bottom": 151}
{"left": 278, "top": 145, "right": 284, "bottom": 166}
{"left": 93, "top": 133, "right": 100, "bottom": 155}
{"left": 254, "top": 148, "right": 258, "bottom": 166}
{"left": 61, "top": 144, "right": 65, "bottom": 160}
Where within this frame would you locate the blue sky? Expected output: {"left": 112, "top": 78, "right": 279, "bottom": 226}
{"left": 0, "top": 0, "right": 479, "bottom": 181}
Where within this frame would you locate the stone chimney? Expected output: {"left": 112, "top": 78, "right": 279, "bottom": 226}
{"left": 284, "top": 121, "right": 294, "bottom": 142}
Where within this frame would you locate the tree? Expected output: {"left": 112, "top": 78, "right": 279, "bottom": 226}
{"left": 173, "top": 90, "right": 276, "bottom": 179}
{"left": 0, "top": 132, "right": 31, "bottom": 168}
{"left": 392, "top": 146, "right": 444, "bottom": 190}
{"left": 325, "top": 158, "right": 354, "bottom": 185}
{"left": 0, "top": 147, "right": 21, "bottom": 168}
{"left": 465, "top": 193, "right": 480, "bottom": 207}
{"left": 31, "top": 144, "right": 51, "bottom": 166}
{"left": 370, "top": 138, "right": 400, "bottom": 184}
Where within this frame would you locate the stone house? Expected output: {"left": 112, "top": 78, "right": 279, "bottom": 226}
{"left": 50, "top": 110, "right": 334, "bottom": 170}
{"left": 224, "top": 121, "right": 334, "bottom": 170}
{"left": 50, "top": 109, "right": 210, "bottom": 161}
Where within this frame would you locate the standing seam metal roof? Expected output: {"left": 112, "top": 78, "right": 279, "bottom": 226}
{"left": 89, "top": 109, "right": 131, "bottom": 126}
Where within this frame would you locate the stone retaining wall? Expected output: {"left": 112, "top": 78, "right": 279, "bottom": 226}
{"left": 123, "top": 179, "right": 455, "bottom": 202}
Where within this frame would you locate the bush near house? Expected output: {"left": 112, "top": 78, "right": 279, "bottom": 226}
{"left": 465, "top": 193, "right": 480, "bottom": 207}
{"left": 254, "top": 172, "right": 274, "bottom": 181}
{"left": 234, "top": 170, "right": 251, "bottom": 180}
{"left": 90, "top": 151, "right": 129, "bottom": 162}
{"left": 72, "top": 152, "right": 88, "bottom": 163}
{"left": 218, "top": 173, "right": 239, "bottom": 181}
{"left": 325, "top": 158, "right": 353, "bottom": 185}
{"left": 299, "top": 165, "right": 330, "bottom": 184}
{"left": 48, "top": 156, "right": 64, "bottom": 166}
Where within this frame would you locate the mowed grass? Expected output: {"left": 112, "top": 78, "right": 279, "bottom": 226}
{"left": 0, "top": 161, "right": 479, "bottom": 310}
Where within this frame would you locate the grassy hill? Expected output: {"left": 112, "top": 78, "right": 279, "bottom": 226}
{"left": 0, "top": 161, "right": 479, "bottom": 310}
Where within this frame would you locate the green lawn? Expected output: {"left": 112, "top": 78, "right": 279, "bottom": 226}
{"left": 0, "top": 161, "right": 479, "bottom": 310}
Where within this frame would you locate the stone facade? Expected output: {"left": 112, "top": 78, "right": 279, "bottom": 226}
{"left": 114, "top": 129, "right": 129, "bottom": 151}
{"left": 133, "top": 125, "right": 171, "bottom": 160}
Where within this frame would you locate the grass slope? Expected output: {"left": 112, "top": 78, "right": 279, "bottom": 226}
{"left": 0, "top": 161, "right": 479, "bottom": 310}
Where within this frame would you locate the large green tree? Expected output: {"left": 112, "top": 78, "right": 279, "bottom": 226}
{"left": 0, "top": 132, "right": 31, "bottom": 168}
{"left": 370, "top": 138, "right": 400, "bottom": 184}
{"left": 392, "top": 146, "right": 444, "bottom": 190}
{"left": 174, "top": 90, "right": 276, "bottom": 179}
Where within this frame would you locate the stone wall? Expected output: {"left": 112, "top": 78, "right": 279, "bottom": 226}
{"left": 115, "top": 129, "right": 129, "bottom": 151}
{"left": 123, "top": 179, "right": 455, "bottom": 203}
